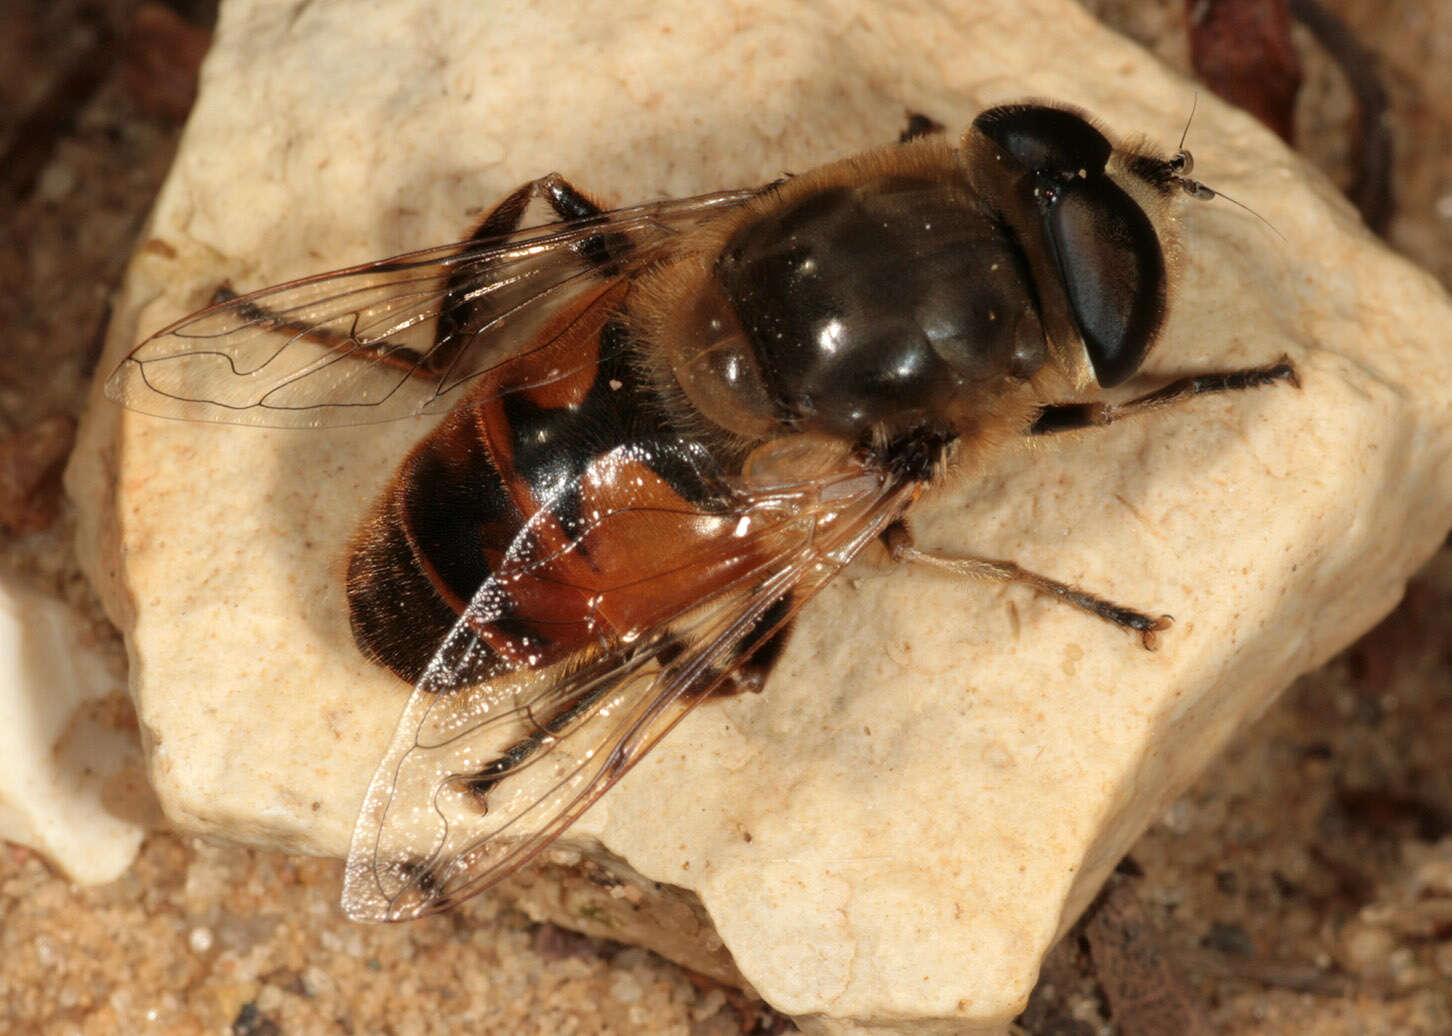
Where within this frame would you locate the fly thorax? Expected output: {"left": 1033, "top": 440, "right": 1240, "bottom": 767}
{"left": 712, "top": 177, "right": 1049, "bottom": 441}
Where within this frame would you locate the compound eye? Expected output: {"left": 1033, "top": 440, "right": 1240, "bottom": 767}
{"left": 972, "top": 104, "right": 1112, "bottom": 178}
{"left": 1047, "top": 177, "right": 1166, "bottom": 387}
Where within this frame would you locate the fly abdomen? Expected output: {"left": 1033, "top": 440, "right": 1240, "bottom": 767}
{"left": 347, "top": 404, "right": 523, "bottom": 686}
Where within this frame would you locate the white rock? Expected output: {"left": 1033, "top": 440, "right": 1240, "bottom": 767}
{"left": 0, "top": 576, "right": 143, "bottom": 884}
{"left": 65, "top": 0, "right": 1452, "bottom": 1031}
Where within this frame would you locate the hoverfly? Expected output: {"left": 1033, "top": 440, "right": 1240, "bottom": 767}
{"left": 106, "top": 102, "right": 1298, "bottom": 922}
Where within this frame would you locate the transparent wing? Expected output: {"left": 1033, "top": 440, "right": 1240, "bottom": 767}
{"left": 341, "top": 452, "right": 913, "bottom": 921}
{"left": 105, "top": 188, "right": 756, "bottom": 427}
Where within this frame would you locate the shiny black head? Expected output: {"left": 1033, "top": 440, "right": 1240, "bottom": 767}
{"left": 970, "top": 103, "right": 1182, "bottom": 388}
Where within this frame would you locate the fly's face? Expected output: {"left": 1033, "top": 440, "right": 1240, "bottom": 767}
{"left": 963, "top": 103, "right": 1213, "bottom": 391}
{"left": 104, "top": 102, "right": 1297, "bottom": 921}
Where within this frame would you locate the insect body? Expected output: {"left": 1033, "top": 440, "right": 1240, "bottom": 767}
{"left": 107, "top": 102, "right": 1297, "bottom": 921}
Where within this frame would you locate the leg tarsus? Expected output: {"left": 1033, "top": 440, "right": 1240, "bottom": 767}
{"left": 540, "top": 174, "right": 605, "bottom": 223}
{"left": 469, "top": 172, "right": 606, "bottom": 240}
{"left": 466, "top": 172, "right": 621, "bottom": 272}
{"left": 1033, "top": 355, "right": 1299, "bottom": 436}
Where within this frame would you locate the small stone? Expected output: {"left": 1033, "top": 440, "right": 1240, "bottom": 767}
{"left": 1410, "top": 854, "right": 1452, "bottom": 897}
{"left": 690, "top": 1013, "right": 740, "bottom": 1036}
{"left": 609, "top": 971, "right": 644, "bottom": 1004}
{"left": 1201, "top": 921, "right": 1253, "bottom": 957}
{"left": 0, "top": 576, "right": 143, "bottom": 884}
{"left": 690, "top": 988, "right": 727, "bottom": 1022}
{"left": 1160, "top": 799, "right": 1196, "bottom": 836}
{"left": 301, "top": 966, "right": 333, "bottom": 997}
{"left": 35, "top": 160, "right": 77, "bottom": 200}
{"left": 1336, "top": 920, "right": 1398, "bottom": 978}
{"left": 1433, "top": 941, "right": 1452, "bottom": 979}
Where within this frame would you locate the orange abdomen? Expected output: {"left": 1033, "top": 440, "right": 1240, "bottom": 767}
{"left": 346, "top": 294, "right": 756, "bottom": 689}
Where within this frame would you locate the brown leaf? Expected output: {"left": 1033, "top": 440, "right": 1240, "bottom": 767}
{"left": 0, "top": 414, "right": 75, "bottom": 534}
{"left": 123, "top": 2, "right": 212, "bottom": 123}
{"left": 1188, "top": 0, "right": 1302, "bottom": 142}
{"left": 1084, "top": 873, "right": 1216, "bottom": 1036}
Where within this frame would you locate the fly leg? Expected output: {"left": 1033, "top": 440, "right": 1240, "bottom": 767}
{"left": 425, "top": 173, "right": 623, "bottom": 374}
{"left": 899, "top": 112, "right": 946, "bottom": 142}
{"left": 707, "top": 594, "right": 796, "bottom": 697}
{"left": 1031, "top": 356, "right": 1299, "bottom": 435}
{"left": 882, "top": 522, "right": 1172, "bottom": 649}
{"left": 459, "top": 646, "right": 653, "bottom": 809}
{"left": 891, "top": 356, "right": 1299, "bottom": 648}
{"left": 209, "top": 173, "right": 618, "bottom": 378}
{"left": 644, "top": 593, "right": 796, "bottom": 701}
{"left": 460, "top": 173, "right": 619, "bottom": 271}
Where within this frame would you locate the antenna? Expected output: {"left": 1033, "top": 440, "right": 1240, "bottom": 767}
{"left": 1178, "top": 93, "right": 1198, "bottom": 154}
{"left": 1168, "top": 93, "right": 1284, "bottom": 242}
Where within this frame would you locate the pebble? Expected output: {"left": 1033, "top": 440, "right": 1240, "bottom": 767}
{"left": 1336, "top": 920, "right": 1397, "bottom": 978}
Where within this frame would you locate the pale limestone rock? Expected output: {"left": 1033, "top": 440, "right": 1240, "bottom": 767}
{"left": 65, "top": 0, "right": 1452, "bottom": 1031}
{"left": 0, "top": 576, "right": 143, "bottom": 884}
